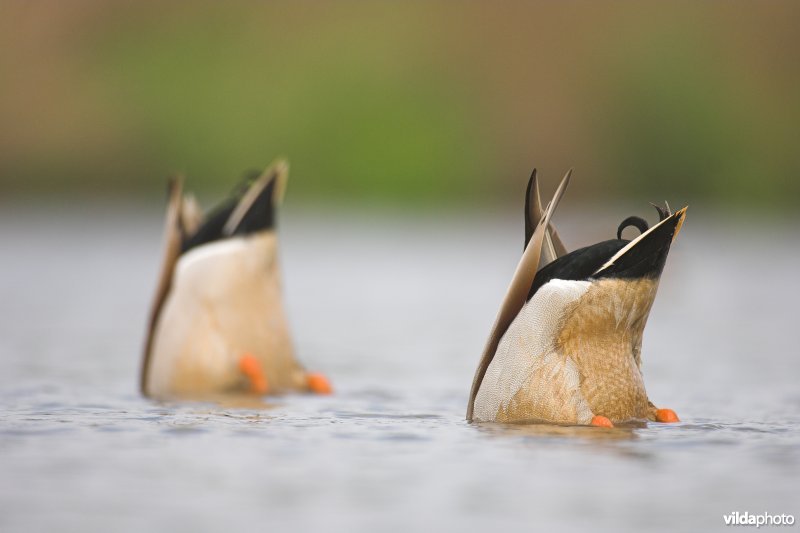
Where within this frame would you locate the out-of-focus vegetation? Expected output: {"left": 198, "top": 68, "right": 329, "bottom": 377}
{"left": 1, "top": 1, "right": 798, "bottom": 207}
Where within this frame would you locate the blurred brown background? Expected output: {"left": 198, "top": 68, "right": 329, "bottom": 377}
{"left": 1, "top": 1, "right": 798, "bottom": 208}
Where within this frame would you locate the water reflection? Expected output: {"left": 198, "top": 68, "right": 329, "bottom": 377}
{"left": 473, "top": 420, "right": 640, "bottom": 442}
{"left": 151, "top": 393, "right": 277, "bottom": 410}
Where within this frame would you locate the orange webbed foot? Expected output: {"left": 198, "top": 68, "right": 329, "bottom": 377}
{"left": 655, "top": 408, "right": 680, "bottom": 423}
{"left": 590, "top": 415, "right": 614, "bottom": 428}
{"left": 307, "top": 372, "right": 332, "bottom": 395}
{"left": 239, "top": 353, "right": 269, "bottom": 395}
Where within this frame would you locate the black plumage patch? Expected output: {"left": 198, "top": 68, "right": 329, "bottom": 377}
{"left": 527, "top": 240, "right": 628, "bottom": 300}
{"left": 180, "top": 198, "right": 237, "bottom": 253}
{"left": 527, "top": 212, "right": 680, "bottom": 300}
{"left": 229, "top": 176, "right": 277, "bottom": 237}
{"left": 180, "top": 170, "right": 277, "bottom": 254}
{"left": 594, "top": 215, "right": 678, "bottom": 281}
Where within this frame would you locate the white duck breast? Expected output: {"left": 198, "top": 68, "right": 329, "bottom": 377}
{"left": 144, "top": 231, "right": 303, "bottom": 398}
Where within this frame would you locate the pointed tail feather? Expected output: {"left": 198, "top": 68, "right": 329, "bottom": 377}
{"left": 141, "top": 175, "right": 185, "bottom": 396}
{"left": 525, "top": 169, "right": 569, "bottom": 267}
{"left": 467, "top": 169, "right": 572, "bottom": 420}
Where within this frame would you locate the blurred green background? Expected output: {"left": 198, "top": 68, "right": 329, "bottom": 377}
{"left": 1, "top": 0, "right": 798, "bottom": 208}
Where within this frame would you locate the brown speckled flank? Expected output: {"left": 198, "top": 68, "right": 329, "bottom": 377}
{"left": 491, "top": 279, "right": 659, "bottom": 424}
{"left": 557, "top": 278, "right": 656, "bottom": 422}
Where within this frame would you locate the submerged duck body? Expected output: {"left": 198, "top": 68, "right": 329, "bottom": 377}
{"left": 141, "top": 161, "right": 330, "bottom": 400}
{"left": 467, "top": 170, "right": 685, "bottom": 427}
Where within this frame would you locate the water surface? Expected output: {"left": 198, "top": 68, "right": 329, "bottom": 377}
{"left": 1, "top": 205, "right": 798, "bottom": 532}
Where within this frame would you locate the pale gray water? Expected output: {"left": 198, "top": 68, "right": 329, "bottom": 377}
{"left": 1, "top": 203, "right": 798, "bottom": 533}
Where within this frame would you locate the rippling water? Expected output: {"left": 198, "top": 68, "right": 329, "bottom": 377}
{"left": 1, "top": 204, "right": 798, "bottom": 532}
